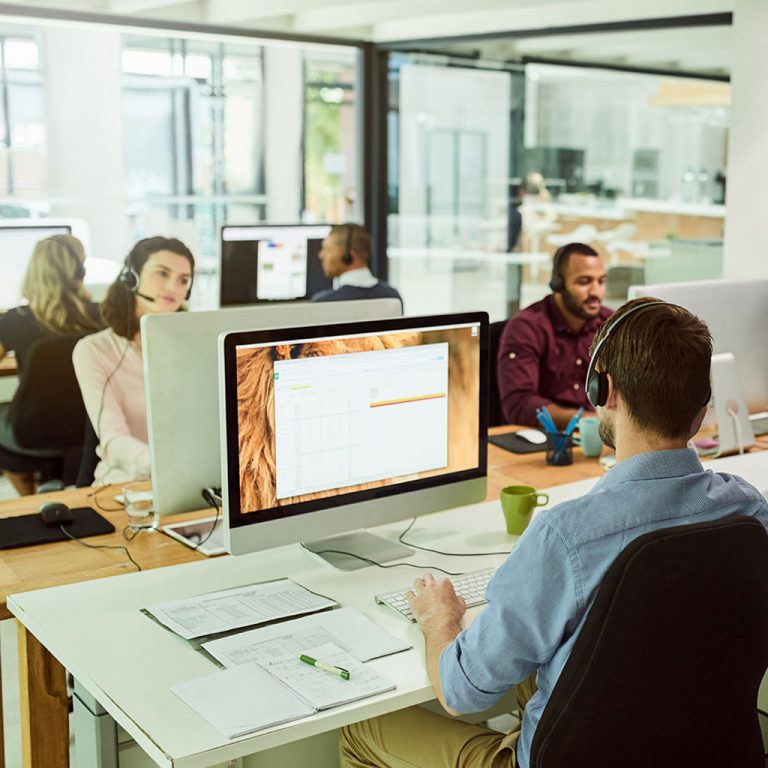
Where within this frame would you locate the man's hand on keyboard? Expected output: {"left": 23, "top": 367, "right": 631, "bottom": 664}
{"left": 406, "top": 572, "right": 466, "bottom": 633}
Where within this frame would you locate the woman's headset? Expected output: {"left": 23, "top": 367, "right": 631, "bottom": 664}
{"left": 117, "top": 253, "right": 193, "bottom": 301}
{"left": 49, "top": 235, "right": 86, "bottom": 282}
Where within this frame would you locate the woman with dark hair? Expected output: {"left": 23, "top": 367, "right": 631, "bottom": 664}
{"left": 0, "top": 234, "right": 103, "bottom": 494}
{"left": 73, "top": 236, "right": 194, "bottom": 485}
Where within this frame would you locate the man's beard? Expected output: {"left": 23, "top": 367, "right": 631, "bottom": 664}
{"left": 598, "top": 414, "right": 616, "bottom": 450}
{"left": 562, "top": 287, "right": 600, "bottom": 321}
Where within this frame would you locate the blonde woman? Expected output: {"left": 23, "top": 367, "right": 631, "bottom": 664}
{"left": 0, "top": 235, "right": 103, "bottom": 494}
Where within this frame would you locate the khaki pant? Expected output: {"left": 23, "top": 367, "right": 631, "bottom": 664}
{"left": 339, "top": 675, "right": 538, "bottom": 768}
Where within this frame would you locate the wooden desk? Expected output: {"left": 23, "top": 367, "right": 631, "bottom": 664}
{"left": 0, "top": 356, "right": 17, "bottom": 378}
{"left": 0, "top": 485, "right": 208, "bottom": 768}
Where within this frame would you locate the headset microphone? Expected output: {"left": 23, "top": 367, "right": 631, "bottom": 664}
{"left": 135, "top": 291, "right": 155, "bottom": 303}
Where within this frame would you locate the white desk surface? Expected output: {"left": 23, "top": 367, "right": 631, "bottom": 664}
{"left": 8, "top": 454, "right": 767, "bottom": 768}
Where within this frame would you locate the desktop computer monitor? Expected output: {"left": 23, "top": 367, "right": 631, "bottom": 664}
{"left": 628, "top": 278, "right": 768, "bottom": 413}
{"left": 220, "top": 224, "right": 333, "bottom": 306}
{"left": 218, "top": 312, "right": 489, "bottom": 565}
{"left": 0, "top": 222, "right": 72, "bottom": 309}
{"left": 142, "top": 298, "right": 403, "bottom": 518}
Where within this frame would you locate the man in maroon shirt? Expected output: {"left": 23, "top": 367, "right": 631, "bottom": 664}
{"left": 497, "top": 242, "right": 612, "bottom": 427}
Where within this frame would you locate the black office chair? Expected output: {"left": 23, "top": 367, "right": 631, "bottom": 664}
{"left": 530, "top": 515, "right": 768, "bottom": 768}
{"left": 488, "top": 319, "right": 508, "bottom": 428}
{"left": 76, "top": 416, "right": 100, "bottom": 488}
{"left": 0, "top": 334, "right": 88, "bottom": 486}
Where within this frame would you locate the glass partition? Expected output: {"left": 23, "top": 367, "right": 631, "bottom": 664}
{"left": 0, "top": 17, "right": 362, "bottom": 308}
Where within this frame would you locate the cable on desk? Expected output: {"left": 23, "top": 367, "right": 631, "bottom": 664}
{"left": 397, "top": 516, "right": 512, "bottom": 557}
{"left": 303, "top": 547, "right": 465, "bottom": 576}
{"left": 86, "top": 483, "right": 124, "bottom": 513}
{"left": 193, "top": 487, "right": 222, "bottom": 550}
{"left": 59, "top": 524, "right": 142, "bottom": 572}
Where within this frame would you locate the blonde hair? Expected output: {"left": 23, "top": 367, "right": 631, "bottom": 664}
{"left": 21, "top": 235, "right": 101, "bottom": 334}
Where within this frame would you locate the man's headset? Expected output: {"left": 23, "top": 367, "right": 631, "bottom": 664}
{"left": 548, "top": 244, "right": 568, "bottom": 292}
{"left": 49, "top": 235, "right": 86, "bottom": 282}
{"left": 585, "top": 300, "right": 673, "bottom": 409}
{"left": 341, "top": 224, "right": 354, "bottom": 266}
{"left": 118, "top": 256, "right": 193, "bottom": 303}
{"left": 549, "top": 242, "right": 599, "bottom": 293}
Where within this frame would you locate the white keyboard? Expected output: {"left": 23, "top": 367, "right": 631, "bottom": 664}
{"left": 375, "top": 568, "right": 496, "bottom": 622}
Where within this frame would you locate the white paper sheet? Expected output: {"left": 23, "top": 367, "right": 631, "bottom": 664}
{"left": 202, "top": 606, "right": 411, "bottom": 666}
{"left": 171, "top": 663, "right": 313, "bottom": 739}
{"left": 262, "top": 642, "right": 395, "bottom": 710}
{"left": 144, "top": 578, "right": 338, "bottom": 639}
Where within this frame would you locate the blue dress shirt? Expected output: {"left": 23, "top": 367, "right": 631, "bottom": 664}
{"left": 439, "top": 448, "right": 768, "bottom": 768}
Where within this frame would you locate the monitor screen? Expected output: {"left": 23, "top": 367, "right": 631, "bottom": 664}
{"left": 220, "top": 224, "right": 333, "bottom": 306}
{"left": 0, "top": 224, "right": 71, "bottom": 310}
{"left": 142, "top": 299, "right": 403, "bottom": 517}
{"left": 219, "top": 313, "right": 488, "bottom": 557}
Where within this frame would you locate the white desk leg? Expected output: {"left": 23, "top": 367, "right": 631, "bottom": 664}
{"left": 72, "top": 682, "right": 118, "bottom": 768}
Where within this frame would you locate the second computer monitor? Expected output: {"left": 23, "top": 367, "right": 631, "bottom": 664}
{"left": 219, "top": 312, "right": 489, "bottom": 560}
{"left": 142, "top": 298, "right": 403, "bottom": 517}
{"left": 220, "top": 224, "right": 333, "bottom": 306}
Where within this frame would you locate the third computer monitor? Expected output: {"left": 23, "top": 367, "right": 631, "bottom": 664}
{"left": 628, "top": 278, "right": 768, "bottom": 413}
{"left": 218, "top": 312, "right": 489, "bottom": 560}
{"left": 220, "top": 224, "right": 333, "bottom": 306}
{"left": 142, "top": 298, "right": 403, "bottom": 518}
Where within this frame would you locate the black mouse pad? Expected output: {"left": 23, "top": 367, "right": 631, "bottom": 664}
{"left": 489, "top": 432, "right": 548, "bottom": 455}
{"left": 0, "top": 506, "right": 115, "bottom": 550}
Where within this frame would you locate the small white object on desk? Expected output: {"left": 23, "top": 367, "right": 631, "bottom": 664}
{"left": 515, "top": 428, "right": 547, "bottom": 445}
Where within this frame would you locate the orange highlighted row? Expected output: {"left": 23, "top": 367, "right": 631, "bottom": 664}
{"left": 370, "top": 393, "right": 446, "bottom": 408}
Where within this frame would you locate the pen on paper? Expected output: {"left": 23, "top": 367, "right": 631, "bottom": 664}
{"left": 299, "top": 654, "right": 351, "bottom": 681}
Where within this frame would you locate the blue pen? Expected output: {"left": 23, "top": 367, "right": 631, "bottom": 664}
{"left": 563, "top": 407, "right": 584, "bottom": 437}
{"left": 538, "top": 406, "right": 558, "bottom": 434}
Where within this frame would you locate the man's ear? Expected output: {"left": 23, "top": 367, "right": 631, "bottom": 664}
{"left": 602, "top": 373, "right": 619, "bottom": 411}
{"left": 688, "top": 405, "right": 708, "bottom": 440}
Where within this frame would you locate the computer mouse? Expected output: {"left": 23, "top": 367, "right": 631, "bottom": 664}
{"left": 515, "top": 428, "right": 548, "bottom": 445}
{"left": 39, "top": 501, "right": 74, "bottom": 527}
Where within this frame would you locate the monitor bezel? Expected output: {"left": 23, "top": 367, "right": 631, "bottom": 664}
{"left": 220, "top": 312, "right": 489, "bottom": 531}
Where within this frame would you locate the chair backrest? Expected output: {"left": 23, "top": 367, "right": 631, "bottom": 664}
{"left": 489, "top": 319, "right": 508, "bottom": 428}
{"left": 531, "top": 515, "right": 768, "bottom": 768}
{"left": 76, "top": 416, "right": 100, "bottom": 488}
{"left": 9, "top": 333, "right": 87, "bottom": 450}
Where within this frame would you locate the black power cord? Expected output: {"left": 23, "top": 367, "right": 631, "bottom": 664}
{"left": 193, "top": 487, "right": 222, "bottom": 550}
{"left": 59, "top": 523, "right": 142, "bottom": 572}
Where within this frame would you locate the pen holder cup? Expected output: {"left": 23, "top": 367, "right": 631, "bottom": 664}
{"left": 545, "top": 432, "right": 574, "bottom": 466}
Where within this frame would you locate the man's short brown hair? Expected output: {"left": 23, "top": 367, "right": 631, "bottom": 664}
{"left": 589, "top": 297, "right": 712, "bottom": 438}
{"left": 330, "top": 224, "right": 371, "bottom": 265}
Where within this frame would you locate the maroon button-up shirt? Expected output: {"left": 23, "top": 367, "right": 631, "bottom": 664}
{"left": 497, "top": 295, "right": 613, "bottom": 426}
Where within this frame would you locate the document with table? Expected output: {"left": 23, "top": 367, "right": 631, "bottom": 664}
{"left": 172, "top": 640, "right": 395, "bottom": 738}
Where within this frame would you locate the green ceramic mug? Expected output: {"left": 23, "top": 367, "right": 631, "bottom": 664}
{"left": 500, "top": 485, "right": 549, "bottom": 535}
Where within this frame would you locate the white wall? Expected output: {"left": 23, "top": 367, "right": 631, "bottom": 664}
{"left": 723, "top": 0, "right": 768, "bottom": 278}
{"left": 264, "top": 47, "right": 303, "bottom": 223}
{"left": 43, "top": 26, "right": 132, "bottom": 261}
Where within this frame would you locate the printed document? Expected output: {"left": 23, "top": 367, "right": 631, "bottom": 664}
{"left": 202, "top": 606, "right": 411, "bottom": 665}
{"left": 173, "top": 642, "right": 394, "bottom": 739}
{"left": 144, "top": 578, "right": 338, "bottom": 639}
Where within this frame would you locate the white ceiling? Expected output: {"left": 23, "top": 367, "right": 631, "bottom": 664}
{"left": 1, "top": 0, "right": 733, "bottom": 75}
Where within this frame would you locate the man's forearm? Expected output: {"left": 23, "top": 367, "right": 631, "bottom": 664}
{"left": 423, "top": 619, "right": 463, "bottom": 715}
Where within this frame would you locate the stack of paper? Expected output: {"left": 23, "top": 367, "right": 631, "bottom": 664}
{"left": 172, "top": 641, "right": 395, "bottom": 739}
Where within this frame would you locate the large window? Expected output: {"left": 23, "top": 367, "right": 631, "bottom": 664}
{"left": 0, "top": 18, "right": 362, "bottom": 303}
{"left": 0, "top": 29, "right": 45, "bottom": 210}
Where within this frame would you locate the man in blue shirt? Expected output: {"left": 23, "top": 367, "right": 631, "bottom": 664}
{"left": 311, "top": 224, "right": 402, "bottom": 305}
{"left": 340, "top": 298, "right": 768, "bottom": 768}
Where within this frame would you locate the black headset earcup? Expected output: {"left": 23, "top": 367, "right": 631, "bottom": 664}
{"left": 118, "top": 265, "right": 140, "bottom": 293}
{"left": 587, "top": 370, "right": 609, "bottom": 409}
{"left": 342, "top": 225, "right": 353, "bottom": 265}
{"left": 549, "top": 246, "right": 565, "bottom": 292}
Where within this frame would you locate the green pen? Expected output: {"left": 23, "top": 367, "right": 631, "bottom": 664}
{"left": 299, "top": 654, "right": 350, "bottom": 681}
